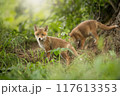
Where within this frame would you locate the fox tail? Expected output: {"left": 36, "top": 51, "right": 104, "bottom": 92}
{"left": 97, "top": 21, "right": 118, "bottom": 30}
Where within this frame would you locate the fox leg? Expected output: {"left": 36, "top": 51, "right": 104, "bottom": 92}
{"left": 61, "top": 52, "right": 70, "bottom": 65}
{"left": 69, "top": 46, "right": 78, "bottom": 56}
{"left": 92, "top": 31, "right": 99, "bottom": 44}
{"left": 76, "top": 32, "right": 85, "bottom": 49}
{"left": 80, "top": 38, "right": 86, "bottom": 49}
{"left": 46, "top": 52, "right": 51, "bottom": 60}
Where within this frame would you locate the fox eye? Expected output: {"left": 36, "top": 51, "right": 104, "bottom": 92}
{"left": 37, "top": 33, "right": 39, "bottom": 36}
{"left": 42, "top": 34, "right": 44, "bottom": 36}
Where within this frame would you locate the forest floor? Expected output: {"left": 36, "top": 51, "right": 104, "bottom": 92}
{"left": 15, "top": 41, "right": 42, "bottom": 63}
{"left": 15, "top": 39, "right": 97, "bottom": 65}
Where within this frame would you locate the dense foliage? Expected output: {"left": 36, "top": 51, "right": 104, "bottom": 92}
{"left": 0, "top": 0, "right": 120, "bottom": 80}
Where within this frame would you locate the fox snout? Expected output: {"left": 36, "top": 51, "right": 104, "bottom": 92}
{"left": 39, "top": 38, "right": 41, "bottom": 40}
{"left": 38, "top": 37, "right": 43, "bottom": 41}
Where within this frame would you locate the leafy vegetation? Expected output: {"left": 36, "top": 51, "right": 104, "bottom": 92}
{"left": 0, "top": 0, "right": 120, "bottom": 80}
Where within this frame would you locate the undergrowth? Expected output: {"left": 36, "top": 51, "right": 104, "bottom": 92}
{"left": 0, "top": 49, "right": 120, "bottom": 80}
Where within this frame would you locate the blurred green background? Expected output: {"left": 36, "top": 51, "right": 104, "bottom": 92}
{"left": 0, "top": 0, "right": 120, "bottom": 80}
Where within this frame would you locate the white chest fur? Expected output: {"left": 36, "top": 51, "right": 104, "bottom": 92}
{"left": 35, "top": 36, "right": 45, "bottom": 50}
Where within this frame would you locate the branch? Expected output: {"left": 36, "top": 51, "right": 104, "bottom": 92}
{"left": 109, "top": 0, "right": 117, "bottom": 11}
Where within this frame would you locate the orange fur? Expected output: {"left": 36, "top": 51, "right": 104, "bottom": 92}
{"left": 70, "top": 20, "right": 118, "bottom": 49}
{"left": 34, "top": 25, "right": 78, "bottom": 65}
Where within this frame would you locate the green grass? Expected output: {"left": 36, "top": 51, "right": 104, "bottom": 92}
{"left": 0, "top": 48, "right": 120, "bottom": 80}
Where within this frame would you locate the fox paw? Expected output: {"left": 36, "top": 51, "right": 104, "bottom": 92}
{"left": 115, "top": 25, "right": 119, "bottom": 28}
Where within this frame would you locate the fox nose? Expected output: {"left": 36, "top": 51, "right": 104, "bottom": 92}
{"left": 39, "top": 38, "right": 41, "bottom": 40}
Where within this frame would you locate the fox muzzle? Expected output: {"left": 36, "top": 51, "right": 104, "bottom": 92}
{"left": 39, "top": 38, "right": 44, "bottom": 41}
{"left": 39, "top": 38, "right": 41, "bottom": 40}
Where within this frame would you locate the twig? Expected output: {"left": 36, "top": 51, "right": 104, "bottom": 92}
{"left": 109, "top": 0, "right": 117, "bottom": 12}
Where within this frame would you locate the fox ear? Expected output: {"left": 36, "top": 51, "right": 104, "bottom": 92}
{"left": 34, "top": 25, "right": 37, "bottom": 31}
{"left": 44, "top": 25, "right": 48, "bottom": 32}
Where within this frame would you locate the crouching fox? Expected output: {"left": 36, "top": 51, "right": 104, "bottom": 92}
{"left": 70, "top": 20, "right": 119, "bottom": 49}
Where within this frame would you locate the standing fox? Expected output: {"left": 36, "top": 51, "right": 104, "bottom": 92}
{"left": 70, "top": 20, "right": 119, "bottom": 49}
{"left": 34, "top": 25, "right": 78, "bottom": 65}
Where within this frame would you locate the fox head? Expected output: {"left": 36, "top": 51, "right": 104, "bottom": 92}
{"left": 34, "top": 25, "right": 48, "bottom": 41}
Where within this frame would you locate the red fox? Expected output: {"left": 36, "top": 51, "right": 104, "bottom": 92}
{"left": 69, "top": 20, "right": 119, "bottom": 49}
{"left": 34, "top": 25, "right": 78, "bottom": 65}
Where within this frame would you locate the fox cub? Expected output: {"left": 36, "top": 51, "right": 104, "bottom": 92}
{"left": 70, "top": 20, "right": 119, "bottom": 49}
{"left": 34, "top": 25, "right": 78, "bottom": 65}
